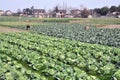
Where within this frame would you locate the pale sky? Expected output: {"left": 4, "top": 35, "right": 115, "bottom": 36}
{"left": 0, "top": 0, "right": 120, "bottom": 12}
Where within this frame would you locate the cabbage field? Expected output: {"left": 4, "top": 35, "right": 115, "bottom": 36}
{"left": 0, "top": 17, "right": 120, "bottom": 80}
{"left": 8, "top": 23, "right": 120, "bottom": 48}
{"left": 0, "top": 33, "right": 120, "bottom": 80}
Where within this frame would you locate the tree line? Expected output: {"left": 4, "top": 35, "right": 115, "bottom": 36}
{"left": 94, "top": 5, "right": 120, "bottom": 15}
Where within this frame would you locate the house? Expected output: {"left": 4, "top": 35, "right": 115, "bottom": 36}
{"left": 88, "top": 15, "right": 93, "bottom": 18}
{"left": 117, "top": 15, "right": 120, "bottom": 18}
{"left": 112, "top": 12, "right": 120, "bottom": 18}
{"left": 0, "top": 10, "right": 4, "bottom": 16}
{"left": 5, "top": 10, "right": 12, "bottom": 16}
{"left": 106, "top": 11, "right": 120, "bottom": 18}
{"left": 48, "top": 12, "right": 55, "bottom": 18}
{"left": 71, "top": 9, "right": 81, "bottom": 14}
{"left": 56, "top": 10, "right": 66, "bottom": 18}
{"left": 48, "top": 9, "right": 66, "bottom": 18}
{"left": 33, "top": 9, "right": 46, "bottom": 18}
{"left": 22, "top": 7, "right": 46, "bottom": 18}
{"left": 65, "top": 14, "right": 73, "bottom": 18}
{"left": 70, "top": 9, "right": 81, "bottom": 18}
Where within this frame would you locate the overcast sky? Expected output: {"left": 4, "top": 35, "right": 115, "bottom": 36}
{"left": 0, "top": 0, "right": 120, "bottom": 12}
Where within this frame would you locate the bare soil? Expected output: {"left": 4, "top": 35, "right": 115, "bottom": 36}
{"left": 0, "top": 26, "right": 27, "bottom": 33}
{"left": 99, "top": 25, "right": 120, "bottom": 29}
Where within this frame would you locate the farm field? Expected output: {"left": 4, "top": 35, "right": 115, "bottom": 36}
{"left": 0, "top": 33, "right": 120, "bottom": 80}
{"left": 0, "top": 16, "right": 120, "bottom": 48}
{"left": 0, "top": 16, "right": 120, "bottom": 26}
{"left": 0, "top": 16, "right": 120, "bottom": 80}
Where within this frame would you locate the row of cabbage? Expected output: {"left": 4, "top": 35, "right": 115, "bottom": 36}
{"left": 0, "top": 53, "right": 46, "bottom": 80}
{"left": 0, "top": 33, "right": 120, "bottom": 80}
{"left": 21, "top": 23, "right": 120, "bottom": 48}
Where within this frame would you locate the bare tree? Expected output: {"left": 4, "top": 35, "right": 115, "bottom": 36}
{"left": 17, "top": 9, "right": 22, "bottom": 15}
{"left": 81, "top": 8, "right": 90, "bottom": 18}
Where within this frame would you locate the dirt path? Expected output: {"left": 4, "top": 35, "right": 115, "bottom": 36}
{"left": 0, "top": 26, "right": 27, "bottom": 33}
{"left": 99, "top": 25, "right": 120, "bottom": 29}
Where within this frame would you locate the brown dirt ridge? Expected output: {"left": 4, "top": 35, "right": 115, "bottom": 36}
{"left": 0, "top": 26, "right": 27, "bottom": 33}
{"left": 100, "top": 25, "right": 120, "bottom": 29}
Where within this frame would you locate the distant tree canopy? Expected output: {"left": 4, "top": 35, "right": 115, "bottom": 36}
{"left": 23, "top": 8, "right": 32, "bottom": 15}
{"left": 117, "top": 5, "right": 120, "bottom": 12}
{"left": 110, "top": 6, "right": 117, "bottom": 12}
{"left": 100, "top": 6, "right": 109, "bottom": 15}
{"left": 94, "top": 5, "right": 120, "bottom": 16}
{"left": 94, "top": 8, "right": 101, "bottom": 14}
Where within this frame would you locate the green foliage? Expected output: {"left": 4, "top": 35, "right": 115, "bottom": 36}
{"left": 110, "top": 6, "right": 117, "bottom": 12}
{"left": 94, "top": 5, "right": 120, "bottom": 16}
{"left": 0, "top": 33, "right": 120, "bottom": 80}
{"left": 0, "top": 18, "right": 120, "bottom": 48}
{"left": 100, "top": 6, "right": 109, "bottom": 15}
{"left": 113, "top": 70, "right": 120, "bottom": 80}
{"left": 18, "top": 23, "right": 120, "bottom": 48}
